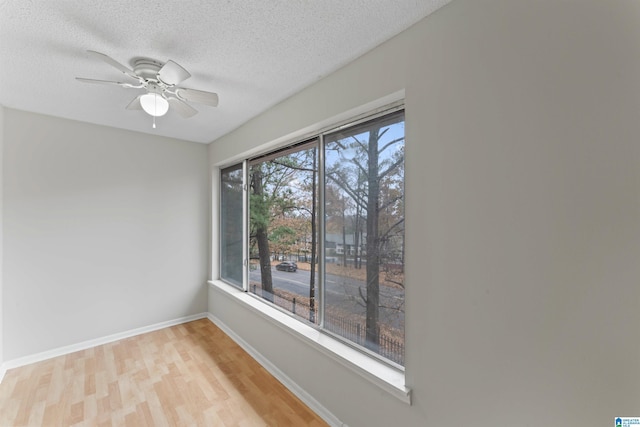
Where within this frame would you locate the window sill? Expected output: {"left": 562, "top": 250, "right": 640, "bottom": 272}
{"left": 208, "top": 280, "right": 411, "bottom": 405}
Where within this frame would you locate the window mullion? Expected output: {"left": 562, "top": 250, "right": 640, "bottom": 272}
{"left": 242, "top": 159, "right": 248, "bottom": 292}
{"left": 318, "top": 134, "right": 326, "bottom": 328}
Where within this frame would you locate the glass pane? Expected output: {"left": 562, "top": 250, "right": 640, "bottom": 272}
{"left": 220, "top": 164, "right": 244, "bottom": 287}
{"left": 249, "top": 142, "right": 319, "bottom": 324}
{"left": 324, "top": 110, "right": 405, "bottom": 366}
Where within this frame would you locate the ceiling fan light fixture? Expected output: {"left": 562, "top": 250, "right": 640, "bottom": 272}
{"left": 140, "top": 93, "right": 169, "bottom": 117}
{"left": 77, "top": 51, "right": 219, "bottom": 121}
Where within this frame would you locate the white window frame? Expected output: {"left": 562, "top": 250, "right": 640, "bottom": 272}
{"left": 212, "top": 98, "right": 410, "bottom": 403}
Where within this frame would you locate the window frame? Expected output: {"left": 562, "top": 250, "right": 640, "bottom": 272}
{"left": 246, "top": 138, "right": 322, "bottom": 327}
{"left": 218, "top": 102, "right": 406, "bottom": 371}
{"left": 219, "top": 163, "right": 245, "bottom": 288}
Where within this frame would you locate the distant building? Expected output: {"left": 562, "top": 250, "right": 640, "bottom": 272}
{"left": 325, "top": 233, "right": 366, "bottom": 257}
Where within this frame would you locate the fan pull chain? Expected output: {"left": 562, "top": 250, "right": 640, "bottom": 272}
{"left": 153, "top": 115, "right": 156, "bottom": 129}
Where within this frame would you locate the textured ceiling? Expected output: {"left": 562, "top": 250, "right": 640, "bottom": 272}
{"left": 0, "top": 0, "right": 450, "bottom": 144}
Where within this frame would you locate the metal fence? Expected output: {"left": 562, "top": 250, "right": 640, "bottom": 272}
{"left": 324, "top": 312, "right": 405, "bottom": 366}
{"left": 251, "top": 284, "right": 404, "bottom": 366}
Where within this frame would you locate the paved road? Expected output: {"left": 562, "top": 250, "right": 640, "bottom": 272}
{"left": 249, "top": 267, "right": 404, "bottom": 328}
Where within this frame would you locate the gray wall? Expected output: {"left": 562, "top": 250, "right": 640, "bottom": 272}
{"left": 0, "top": 106, "right": 4, "bottom": 367}
{"left": 3, "top": 109, "right": 209, "bottom": 360}
{"left": 208, "top": 0, "right": 640, "bottom": 425}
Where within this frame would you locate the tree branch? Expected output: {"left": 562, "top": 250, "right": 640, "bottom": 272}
{"left": 350, "top": 135, "right": 367, "bottom": 152}
{"left": 378, "top": 156, "right": 404, "bottom": 182}
{"left": 326, "top": 172, "right": 367, "bottom": 211}
{"left": 378, "top": 137, "right": 404, "bottom": 155}
{"left": 270, "top": 158, "right": 316, "bottom": 173}
{"left": 358, "top": 286, "right": 367, "bottom": 305}
{"left": 384, "top": 278, "right": 405, "bottom": 289}
{"left": 350, "top": 158, "right": 367, "bottom": 177}
{"left": 377, "top": 194, "right": 403, "bottom": 213}
{"left": 379, "top": 301, "right": 405, "bottom": 312}
{"left": 380, "top": 217, "right": 405, "bottom": 240}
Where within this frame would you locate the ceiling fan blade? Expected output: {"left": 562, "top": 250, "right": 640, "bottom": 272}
{"left": 166, "top": 96, "right": 198, "bottom": 118}
{"left": 126, "top": 94, "right": 143, "bottom": 110}
{"left": 158, "top": 60, "right": 191, "bottom": 86}
{"left": 86, "top": 50, "right": 137, "bottom": 79}
{"left": 175, "top": 87, "right": 219, "bottom": 107}
{"left": 76, "top": 77, "right": 139, "bottom": 88}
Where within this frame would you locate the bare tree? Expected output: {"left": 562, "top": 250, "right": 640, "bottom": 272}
{"left": 326, "top": 112, "right": 405, "bottom": 349}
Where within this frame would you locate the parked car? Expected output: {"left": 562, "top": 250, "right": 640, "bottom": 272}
{"left": 275, "top": 261, "right": 297, "bottom": 272}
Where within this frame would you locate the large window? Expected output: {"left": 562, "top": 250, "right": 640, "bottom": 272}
{"left": 220, "top": 108, "right": 405, "bottom": 366}
{"left": 249, "top": 140, "right": 320, "bottom": 324}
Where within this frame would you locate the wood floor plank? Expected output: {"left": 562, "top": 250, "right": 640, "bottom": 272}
{"left": 0, "top": 319, "right": 329, "bottom": 426}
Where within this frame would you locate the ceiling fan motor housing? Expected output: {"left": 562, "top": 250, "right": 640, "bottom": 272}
{"left": 131, "top": 57, "right": 164, "bottom": 81}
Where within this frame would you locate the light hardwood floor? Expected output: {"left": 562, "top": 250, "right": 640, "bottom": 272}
{"left": 0, "top": 319, "right": 329, "bottom": 426}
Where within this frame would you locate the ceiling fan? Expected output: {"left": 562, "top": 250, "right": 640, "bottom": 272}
{"left": 76, "top": 50, "right": 219, "bottom": 127}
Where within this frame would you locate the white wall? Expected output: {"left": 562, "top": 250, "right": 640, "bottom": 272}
{"left": 0, "top": 105, "right": 4, "bottom": 368}
{"left": 208, "top": 0, "right": 640, "bottom": 425}
{"left": 3, "top": 109, "right": 209, "bottom": 361}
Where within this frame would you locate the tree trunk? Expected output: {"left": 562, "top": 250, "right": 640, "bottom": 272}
{"left": 365, "top": 129, "right": 380, "bottom": 349}
{"left": 354, "top": 210, "right": 360, "bottom": 270}
{"left": 355, "top": 170, "right": 363, "bottom": 269}
{"left": 341, "top": 198, "right": 347, "bottom": 268}
{"left": 251, "top": 168, "right": 274, "bottom": 302}
{"left": 309, "top": 149, "right": 317, "bottom": 323}
{"left": 256, "top": 226, "right": 273, "bottom": 302}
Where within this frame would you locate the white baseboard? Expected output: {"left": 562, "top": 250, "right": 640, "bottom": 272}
{"left": 0, "top": 312, "right": 208, "bottom": 379}
{"left": 206, "top": 313, "right": 345, "bottom": 427}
